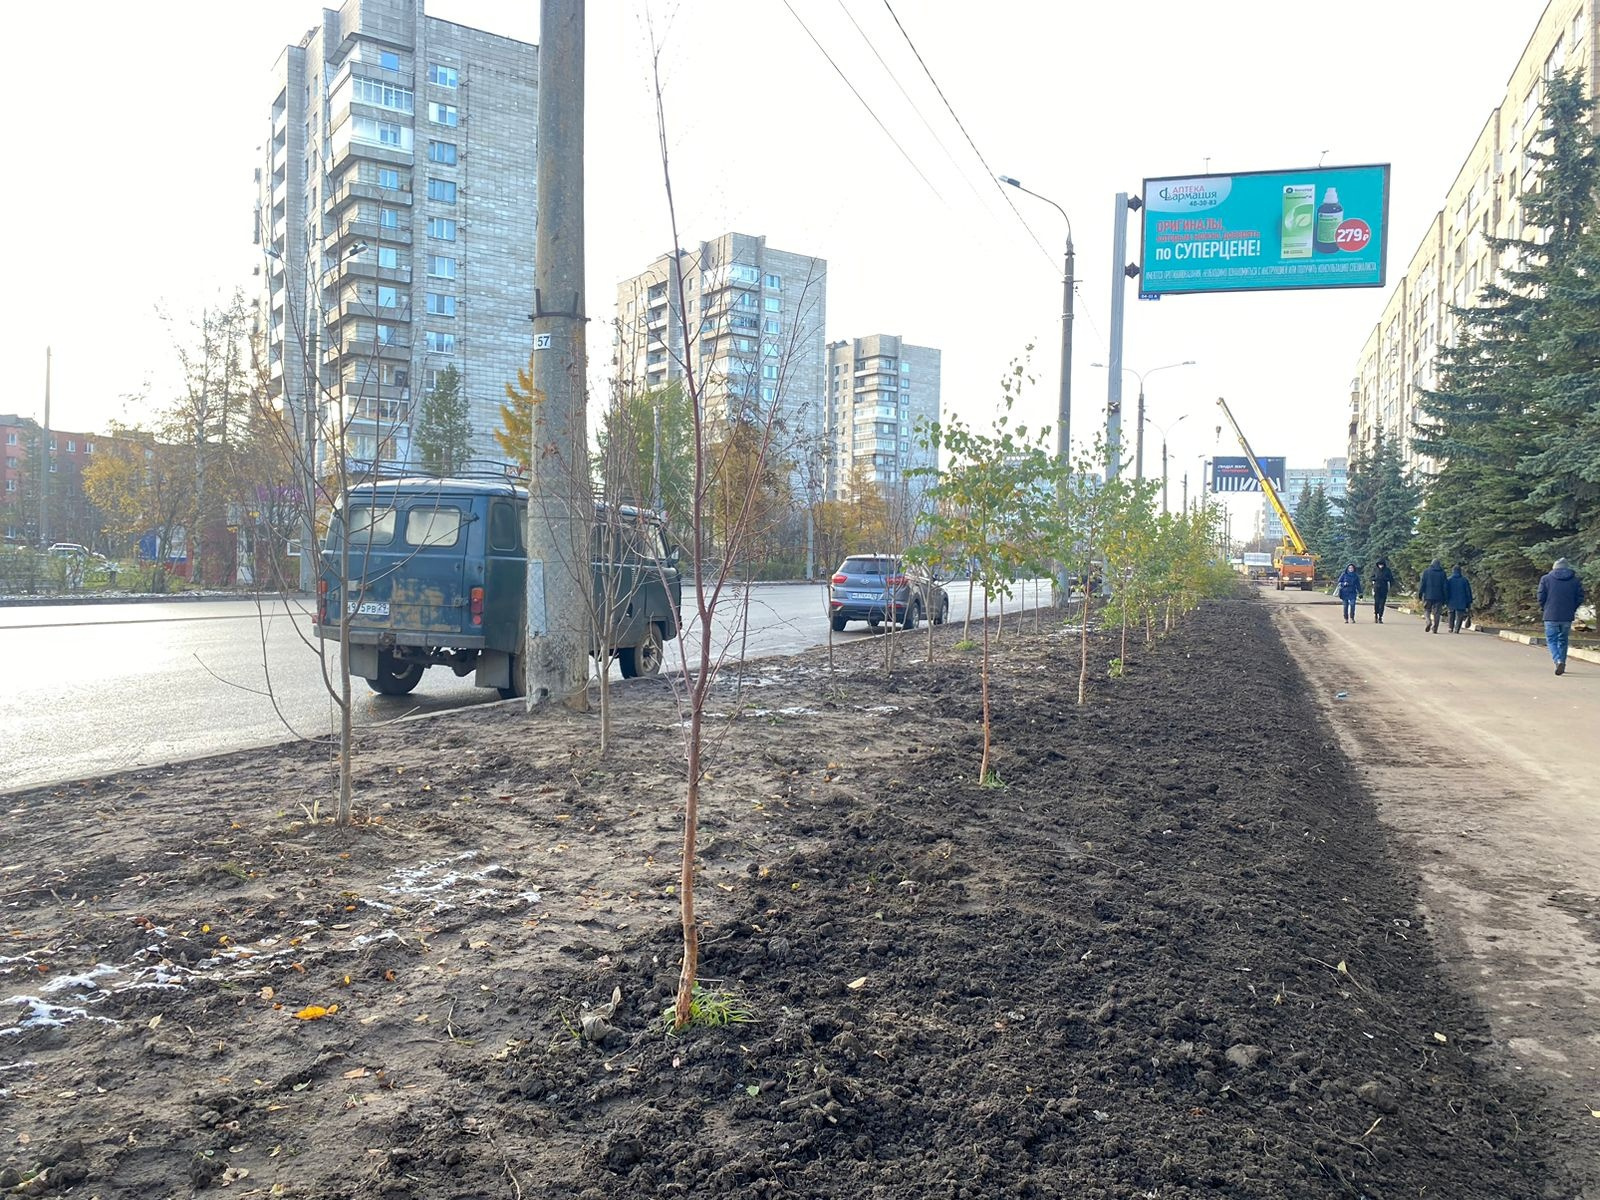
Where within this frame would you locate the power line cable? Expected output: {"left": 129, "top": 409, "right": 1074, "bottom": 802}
{"left": 830, "top": 0, "right": 993, "bottom": 214}
{"left": 780, "top": 0, "right": 947, "bottom": 205}
{"left": 879, "top": 0, "right": 1058, "bottom": 273}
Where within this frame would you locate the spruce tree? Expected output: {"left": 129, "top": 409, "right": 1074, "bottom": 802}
{"left": 414, "top": 365, "right": 472, "bottom": 476}
{"left": 1414, "top": 69, "right": 1598, "bottom": 615}
{"left": 1341, "top": 426, "right": 1418, "bottom": 576}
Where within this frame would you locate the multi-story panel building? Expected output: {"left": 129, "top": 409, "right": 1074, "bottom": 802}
{"left": 1, "top": 414, "right": 112, "bottom": 548}
{"left": 1261, "top": 457, "right": 1348, "bottom": 542}
{"left": 825, "top": 335, "right": 942, "bottom": 501}
{"left": 256, "top": 0, "right": 536, "bottom": 473}
{"left": 1351, "top": 0, "right": 1594, "bottom": 476}
{"left": 614, "top": 233, "right": 828, "bottom": 491}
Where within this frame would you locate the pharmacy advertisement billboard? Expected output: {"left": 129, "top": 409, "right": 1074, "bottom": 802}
{"left": 1212, "top": 456, "right": 1286, "bottom": 493}
{"left": 1139, "top": 165, "right": 1389, "bottom": 296}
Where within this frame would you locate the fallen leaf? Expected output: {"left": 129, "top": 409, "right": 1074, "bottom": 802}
{"left": 202, "top": 924, "right": 212, "bottom": 934}
{"left": 148, "top": 1015, "right": 163, "bottom": 1029}
{"left": 1336, "top": 960, "right": 1348, "bottom": 975}
{"left": 846, "top": 976, "right": 868, "bottom": 990}
{"left": 293, "top": 1004, "right": 338, "bottom": 1020}
{"left": 383, "top": 969, "right": 396, "bottom": 982}
{"left": 342, "top": 1067, "right": 369, "bottom": 1079}
{"left": 259, "top": 987, "right": 275, "bottom": 1001}
{"left": 1433, "top": 1032, "right": 1448, "bottom": 1044}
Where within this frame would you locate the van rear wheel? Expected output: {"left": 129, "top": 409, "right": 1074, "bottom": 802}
{"left": 619, "top": 623, "right": 665, "bottom": 679}
{"left": 497, "top": 654, "right": 527, "bottom": 701}
{"left": 368, "top": 650, "right": 423, "bottom": 696}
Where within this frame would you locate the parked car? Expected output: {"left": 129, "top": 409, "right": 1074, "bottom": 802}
{"left": 313, "top": 478, "right": 682, "bottom": 698}
{"left": 828, "top": 554, "right": 949, "bottom": 632}
{"left": 47, "top": 542, "right": 103, "bottom": 561}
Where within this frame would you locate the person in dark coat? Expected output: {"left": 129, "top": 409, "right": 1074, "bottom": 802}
{"left": 1537, "top": 557, "right": 1587, "bottom": 675}
{"left": 1419, "top": 559, "right": 1449, "bottom": 633}
{"left": 1370, "top": 558, "right": 1396, "bottom": 623}
{"left": 1335, "top": 563, "right": 1362, "bottom": 623}
{"left": 1445, "top": 566, "right": 1474, "bottom": 632}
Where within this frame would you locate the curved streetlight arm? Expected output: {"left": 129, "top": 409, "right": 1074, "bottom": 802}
{"left": 999, "top": 175, "right": 1072, "bottom": 245}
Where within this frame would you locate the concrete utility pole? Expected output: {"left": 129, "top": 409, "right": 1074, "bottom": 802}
{"left": 40, "top": 347, "right": 51, "bottom": 548}
{"left": 1105, "top": 193, "right": 1130, "bottom": 480}
{"left": 525, "top": 0, "right": 590, "bottom": 711}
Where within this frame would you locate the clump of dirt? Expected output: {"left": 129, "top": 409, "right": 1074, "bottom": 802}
{"left": 0, "top": 600, "right": 1575, "bottom": 1198}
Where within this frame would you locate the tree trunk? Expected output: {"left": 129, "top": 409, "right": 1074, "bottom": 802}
{"left": 979, "top": 591, "right": 992, "bottom": 783}
{"left": 1078, "top": 592, "right": 1091, "bottom": 706}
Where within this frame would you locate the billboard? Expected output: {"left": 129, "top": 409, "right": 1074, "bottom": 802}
{"left": 1139, "top": 164, "right": 1389, "bottom": 296}
{"left": 1212, "top": 456, "right": 1285, "bottom": 493}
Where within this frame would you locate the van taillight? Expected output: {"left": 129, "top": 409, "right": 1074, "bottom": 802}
{"left": 470, "top": 587, "right": 484, "bottom": 626}
{"left": 886, "top": 575, "right": 907, "bottom": 589}
{"left": 317, "top": 579, "right": 328, "bottom": 625}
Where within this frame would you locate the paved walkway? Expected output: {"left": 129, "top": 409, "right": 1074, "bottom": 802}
{"left": 1269, "top": 587, "right": 1599, "bottom": 1189}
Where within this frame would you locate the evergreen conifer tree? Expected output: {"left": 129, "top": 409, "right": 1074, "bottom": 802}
{"left": 1414, "top": 69, "right": 1598, "bottom": 614}
{"left": 414, "top": 365, "right": 472, "bottom": 476}
{"left": 1341, "top": 426, "right": 1418, "bottom": 575}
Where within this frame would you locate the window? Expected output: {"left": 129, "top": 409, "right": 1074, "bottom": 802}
{"left": 763, "top": 341, "right": 781, "bottom": 357}
{"left": 376, "top": 167, "right": 401, "bottom": 189}
{"left": 428, "top": 101, "right": 459, "bottom": 127}
{"left": 5, "top": 457, "right": 15, "bottom": 468}
{"left": 49, "top": 438, "right": 57, "bottom": 451}
{"left": 49, "top": 462, "right": 57, "bottom": 473}
{"left": 4, "top": 432, "right": 14, "bottom": 445}
{"left": 427, "top": 178, "right": 457, "bottom": 203}
{"left": 344, "top": 505, "right": 397, "bottom": 546}
{"left": 406, "top": 507, "right": 463, "bottom": 549}
{"left": 429, "top": 63, "right": 459, "bottom": 88}
{"left": 425, "top": 331, "right": 456, "bottom": 353}
{"left": 352, "top": 116, "right": 406, "bottom": 147}
{"left": 762, "top": 318, "right": 780, "bottom": 334}
{"left": 4, "top": 480, "right": 14, "bottom": 493}
{"left": 428, "top": 140, "right": 458, "bottom": 165}
{"left": 489, "top": 501, "right": 521, "bottom": 552}
{"left": 379, "top": 207, "right": 399, "bottom": 229}
{"left": 377, "top": 246, "right": 398, "bottom": 268}
{"left": 761, "top": 364, "right": 779, "bottom": 380}
{"left": 377, "top": 285, "right": 399, "bottom": 308}
{"left": 426, "top": 292, "right": 456, "bottom": 316}
{"left": 350, "top": 77, "right": 413, "bottom": 113}
{"left": 737, "top": 292, "right": 757, "bottom": 309}
{"left": 428, "top": 255, "right": 457, "bottom": 278}
{"left": 764, "top": 296, "right": 781, "bottom": 312}
{"left": 764, "top": 273, "right": 781, "bottom": 289}
{"left": 761, "top": 386, "right": 777, "bottom": 402}
{"left": 427, "top": 216, "right": 457, "bottom": 240}
{"left": 729, "top": 264, "right": 760, "bottom": 284}
{"left": 376, "top": 323, "right": 400, "bottom": 345}
{"left": 65, "top": 440, "right": 75, "bottom": 452}
{"left": 378, "top": 50, "right": 400, "bottom": 72}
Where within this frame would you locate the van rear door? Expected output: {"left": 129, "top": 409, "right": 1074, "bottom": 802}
{"left": 391, "top": 497, "right": 475, "bottom": 636}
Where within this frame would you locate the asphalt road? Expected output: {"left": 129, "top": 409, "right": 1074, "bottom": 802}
{"left": 0, "top": 578, "right": 1054, "bottom": 793}
{"left": 1265, "top": 584, "right": 1600, "bottom": 1183}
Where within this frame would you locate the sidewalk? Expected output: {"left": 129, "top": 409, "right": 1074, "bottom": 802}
{"left": 1269, "top": 588, "right": 1599, "bottom": 1187}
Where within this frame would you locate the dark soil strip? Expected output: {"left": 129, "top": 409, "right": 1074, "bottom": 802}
{"left": 435, "top": 599, "right": 1570, "bottom": 1199}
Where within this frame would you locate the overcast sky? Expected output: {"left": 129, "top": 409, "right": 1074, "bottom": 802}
{"left": 5, "top": 0, "right": 1550, "bottom": 527}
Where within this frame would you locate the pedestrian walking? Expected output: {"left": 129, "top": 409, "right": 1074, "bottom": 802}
{"left": 1537, "top": 557, "right": 1586, "bottom": 675}
{"left": 1419, "top": 559, "right": 1449, "bottom": 633}
{"left": 1371, "top": 558, "right": 1396, "bottom": 623}
{"left": 1336, "top": 563, "right": 1363, "bottom": 623}
{"left": 1446, "top": 565, "right": 1474, "bottom": 633}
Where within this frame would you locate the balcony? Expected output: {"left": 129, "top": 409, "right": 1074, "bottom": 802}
{"left": 341, "top": 256, "right": 413, "bottom": 285}
{"left": 330, "top": 178, "right": 411, "bottom": 212}
{"left": 336, "top": 331, "right": 412, "bottom": 360}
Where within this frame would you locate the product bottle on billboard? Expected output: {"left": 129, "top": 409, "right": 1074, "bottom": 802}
{"left": 1315, "top": 188, "right": 1344, "bottom": 255}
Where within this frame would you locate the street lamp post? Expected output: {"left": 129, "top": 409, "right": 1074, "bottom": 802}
{"left": 1090, "top": 360, "right": 1195, "bottom": 482}
{"left": 1146, "top": 412, "right": 1188, "bottom": 514}
{"left": 998, "top": 176, "right": 1074, "bottom": 476}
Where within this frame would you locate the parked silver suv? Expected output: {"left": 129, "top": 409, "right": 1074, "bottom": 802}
{"left": 828, "top": 554, "right": 949, "bottom": 632}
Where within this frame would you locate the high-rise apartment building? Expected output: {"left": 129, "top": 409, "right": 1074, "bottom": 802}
{"left": 1260, "top": 457, "right": 1348, "bottom": 542}
{"left": 614, "top": 233, "right": 828, "bottom": 491}
{"left": 1350, "top": 0, "right": 1594, "bottom": 477}
{"left": 256, "top": 0, "right": 536, "bottom": 472}
{"left": 825, "top": 335, "right": 942, "bottom": 501}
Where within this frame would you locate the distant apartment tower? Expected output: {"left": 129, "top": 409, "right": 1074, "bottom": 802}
{"left": 1350, "top": 0, "right": 1595, "bottom": 477}
{"left": 1260, "top": 457, "right": 1348, "bottom": 542}
{"left": 256, "top": 0, "right": 536, "bottom": 471}
{"left": 825, "top": 335, "right": 942, "bottom": 501}
{"left": 614, "top": 233, "right": 828, "bottom": 488}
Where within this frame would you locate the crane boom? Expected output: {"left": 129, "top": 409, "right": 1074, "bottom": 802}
{"left": 1214, "top": 397, "right": 1309, "bottom": 555}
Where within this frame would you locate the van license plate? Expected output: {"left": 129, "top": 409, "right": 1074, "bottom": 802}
{"left": 348, "top": 600, "right": 389, "bottom": 617}
{"left": 850, "top": 591, "right": 875, "bottom": 600}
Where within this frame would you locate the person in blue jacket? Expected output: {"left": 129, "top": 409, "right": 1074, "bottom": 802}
{"left": 1336, "top": 562, "right": 1362, "bottom": 623}
{"left": 1445, "top": 565, "right": 1474, "bottom": 632}
{"left": 1370, "top": 558, "right": 1396, "bottom": 623}
{"left": 1538, "top": 557, "right": 1587, "bottom": 675}
{"left": 1419, "top": 559, "right": 1450, "bottom": 633}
